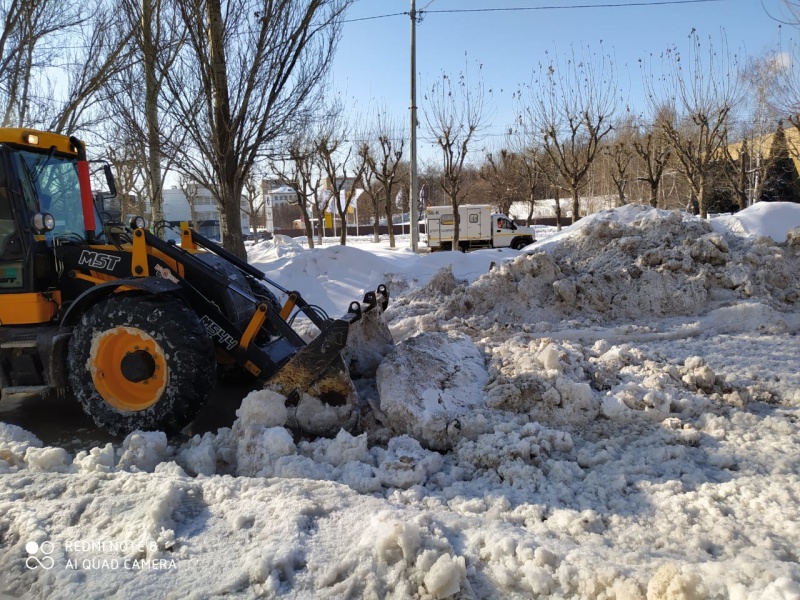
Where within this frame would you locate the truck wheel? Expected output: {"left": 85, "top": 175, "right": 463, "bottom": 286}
{"left": 67, "top": 294, "right": 216, "bottom": 436}
{"left": 511, "top": 238, "right": 529, "bottom": 250}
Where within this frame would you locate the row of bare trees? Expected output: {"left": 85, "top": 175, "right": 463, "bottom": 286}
{"left": 4, "top": 1, "right": 800, "bottom": 252}
{"left": 272, "top": 26, "right": 800, "bottom": 249}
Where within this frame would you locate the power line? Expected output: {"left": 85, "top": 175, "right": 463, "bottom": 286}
{"left": 342, "top": 11, "right": 407, "bottom": 23}
{"left": 422, "top": 0, "right": 726, "bottom": 15}
{"left": 343, "top": 0, "right": 727, "bottom": 24}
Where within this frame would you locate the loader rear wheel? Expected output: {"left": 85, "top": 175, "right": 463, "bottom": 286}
{"left": 68, "top": 294, "right": 217, "bottom": 436}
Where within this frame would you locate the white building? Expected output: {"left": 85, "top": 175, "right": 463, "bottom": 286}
{"left": 262, "top": 183, "right": 299, "bottom": 206}
{"left": 163, "top": 186, "right": 250, "bottom": 242}
{"left": 261, "top": 182, "right": 299, "bottom": 233}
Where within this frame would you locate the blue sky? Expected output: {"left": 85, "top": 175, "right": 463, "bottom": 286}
{"left": 330, "top": 0, "right": 792, "bottom": 163}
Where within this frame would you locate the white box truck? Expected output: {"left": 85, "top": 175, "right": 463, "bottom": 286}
{"left": 426, "top": 204, "right": 536, "bottom": 251}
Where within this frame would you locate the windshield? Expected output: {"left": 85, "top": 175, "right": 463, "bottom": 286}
{"left": 15, "top": 149, "right": 100, "bottom": 240}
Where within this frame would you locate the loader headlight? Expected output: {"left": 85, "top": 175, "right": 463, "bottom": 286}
{"left": 32, "top": 212, "right": 55, "bottom": 234}
{"left": 129, "top": 216, "right": 147, "bottom": 230}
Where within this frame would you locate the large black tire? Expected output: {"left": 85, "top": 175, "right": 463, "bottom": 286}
{"left": 511, "top": 237, "right": 531, "bottom": 250}
{"left": 67, "top": 294, "right": 217, "bottom": 436}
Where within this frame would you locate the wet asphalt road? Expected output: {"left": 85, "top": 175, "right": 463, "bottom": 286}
{"left": 0, "top": 381, "right": 257, "bottom": 453}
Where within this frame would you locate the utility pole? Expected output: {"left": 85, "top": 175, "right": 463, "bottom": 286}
{"left": 409, "top": 0, "right": 419, "bottom": 252}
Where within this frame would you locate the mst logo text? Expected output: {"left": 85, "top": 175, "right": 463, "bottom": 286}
{"left": 78, "top": 250, "right": 122, "bottom": 271}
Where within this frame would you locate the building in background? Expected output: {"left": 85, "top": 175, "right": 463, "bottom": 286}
{"left": 261, "top": 181, "right": 299, "bottom": 232}
{"left": 163, "top": 186, "right": 250, "bottom": 242}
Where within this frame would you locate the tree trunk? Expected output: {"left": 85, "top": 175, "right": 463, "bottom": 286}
{"left": 384, "top": 190, "right": 395, "bottom": 248}
{"left": 303, "top": 213, "right": 315, "bottom": 248}
{"left": 554, "top": 189, "right": 562, "bottom": 232}
{"left": 616, "top": 183, "right": 626, "bottom": 207}
{"left": 313, "top": 206, "right": 324, "bottom": 246}
{"left": 736, "top": 154, "right": 748, "bottom": 210}
{"left": 571, "top": 188, "right": 580, "bottom": 224}
{"left": 527, "top": 188, "right": 535, "bottom": 225}
{"left": 206, "top": 0, "right": 246, "bottom": 259}
{"left": 337, "top": 206, "right": 347, "bottom": 245}
{"left": 220, "top": 183, "right": 245, "bottom": 255}
{"left": 188, "top": 198, "right": 200, "bottom": 229}
{"left": 142, "top": 0, "right": 164, "bottom": 235}
{"left": 649, "top": 184, "right": 659, "bottom": 208}
{"left": 451, "top": 196, "right": 460, "bottom": 250}
{"left": 698, "top": 174, "right": 708, "bottom": 218}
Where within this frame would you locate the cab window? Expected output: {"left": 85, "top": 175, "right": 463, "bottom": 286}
{"left": 15, "top": 150, "right": 98, "bottom": 240}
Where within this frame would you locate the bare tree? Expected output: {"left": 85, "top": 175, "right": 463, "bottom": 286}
{"left": 179, "top": 175, "right": 202, "bottom": 229}
{"left": 242, "top": 174, "right": 264, "bottom": 238}
{"left": 358, "top": 166, "right": 383, "bottom": 243}
{"left": 162, "top": 0, "right": 352, "bottom": 259}
{"left": 48, "top": 4, "right": 133, "bottom": 134}
{"left": 1, "top": 0, "right": 129, "bottom": 133}
{"left": 272, "top": 135, "right": 325, "bottom": 248}
{"left": 1, "top": 0, "right": 83, "bottom": 126}
{"left": 515, "top": 146, "right": 545, "bottom": 224}
{"left": 423, "top": 66, "right": 493, "bottom": 249}
{"left": 602, "top": 116, "right": 637, "bottom": 207}
{"left": 480, "top": 148, "right": 522, "bottom": 215}
{"left": 103, "top": 0, "right": 188, "bottom": 236}
{"left": 520, "top": 45, "right": 620, "bottom": 223}
{"left": 645, "top": 31, "right": 742, "bottom": 217}
{"left": 363, "top": 107, "right": 406, "bottom": 247}
{"left": 631, "top": 110, "right": 672, "bottom": 208}
{"left": 733, "top": 53, "right": 790, "bottom": 207}
{"left": 315, "top": 108, "right": 368, "bottom": 245}
{"left": 768, "top": 2, "right": 800, "bottom": 132}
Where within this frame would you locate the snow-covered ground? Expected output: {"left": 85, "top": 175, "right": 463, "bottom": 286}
{"left": 2, "top": 203, "right": 800, "bottom": 599}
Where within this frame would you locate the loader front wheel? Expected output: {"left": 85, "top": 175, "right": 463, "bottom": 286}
{"left": 68, "top": 294, "right": 217, "bottom": 437}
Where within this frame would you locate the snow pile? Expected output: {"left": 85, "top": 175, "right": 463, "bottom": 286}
{"left": 711, "top": 200, "right": 800, "bottom": 243}
{"left": 389, "top": 205, "right": 800, "bottom": 333}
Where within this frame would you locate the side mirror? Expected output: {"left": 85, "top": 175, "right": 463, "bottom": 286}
{"left": 103, "top": 164, "right": 117, "bottom": 198}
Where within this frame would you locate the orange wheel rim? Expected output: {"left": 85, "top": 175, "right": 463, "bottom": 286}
{"left": 90, "top": 327, "right": 167, "bottom": 411}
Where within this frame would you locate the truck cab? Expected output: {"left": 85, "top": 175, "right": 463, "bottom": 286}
{"left": 426, "top": 204, "right": 536, "bottom": 251}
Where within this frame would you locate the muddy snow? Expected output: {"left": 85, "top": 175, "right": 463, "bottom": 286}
{"left": 1, "top": 203, "right": 800, "bottom": 599}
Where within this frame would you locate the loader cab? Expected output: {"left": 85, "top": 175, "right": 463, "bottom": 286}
{"left": 0, "top": 128, "right": 104, "bottom": 324}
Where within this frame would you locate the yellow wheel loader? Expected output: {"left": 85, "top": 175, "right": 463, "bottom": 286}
{"left": 0, "top": 128, "right": 391, "bottom": 437}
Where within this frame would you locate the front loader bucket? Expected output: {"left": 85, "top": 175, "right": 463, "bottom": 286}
{"left": 264, "top": 285, "right": 393, "bottom": 437}
{"left": 266, "top": 318, "right": 359, "bottom": 437}
{"left": 343, "top": 286, "right": 394, "bottom": 380}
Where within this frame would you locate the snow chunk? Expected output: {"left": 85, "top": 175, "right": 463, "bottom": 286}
{"left": 73, "top": 443, "right": 117, "bottom": 473}
{"left": 236, "top": 389, "right": 288, "bottom": 429}
{"left": 375, "top": 331, "right": 489, "bottom": 450}
{"left": 374, "top": 436, "right": 444, "bottom": 489}
{"left": 176, "top": 433, "right": 218, "bottom": 476}
{"left": 236, "top": 427, "right": 296, "bottom": 477}
{"left": 117, "top": 431, "right": 170, "bottom": 473}
{"left": 0, "top": 422, "right": 42, "bottom": 471}
{"left": 230, "top": 389, "right": 296, "bottom": 476}
{"left": 423, "top": 553, "right": 466, "bottom": 599}
{"left": 25, "top": 446, "right": 71, "bottom": 472}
